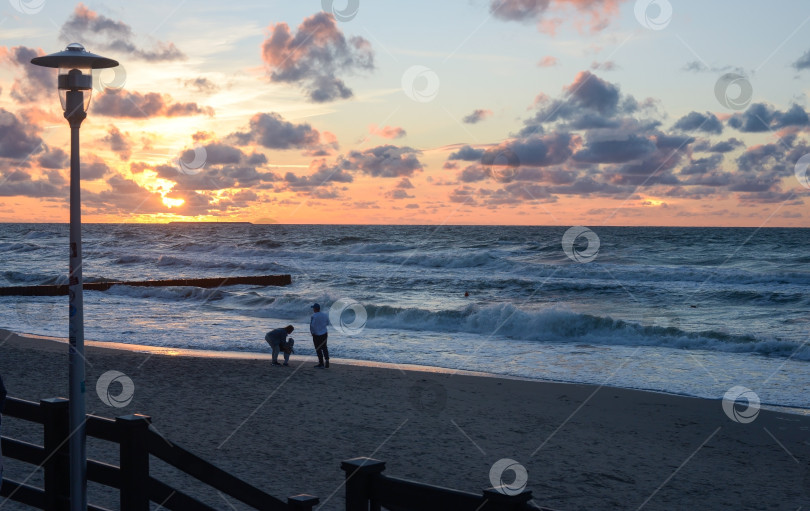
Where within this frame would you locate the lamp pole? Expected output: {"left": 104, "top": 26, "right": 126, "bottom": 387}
{"left": 31, "top": 44, "right": 118, "bottom": 511}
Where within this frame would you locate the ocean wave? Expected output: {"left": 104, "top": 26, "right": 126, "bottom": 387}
{"left": 299, "top": 301, "right": 809, "bottom": 360}
{"left": 104, "top": 285, "right": 227, "bottom": 302}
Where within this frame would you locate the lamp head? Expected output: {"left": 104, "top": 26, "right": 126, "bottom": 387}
{"left": 30, "top": 43, "right": 119, "bottom": 113}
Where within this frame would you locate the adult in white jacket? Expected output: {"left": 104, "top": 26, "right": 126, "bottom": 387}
{"left": 310, "top": 303, "right": 331, "bottom": 368}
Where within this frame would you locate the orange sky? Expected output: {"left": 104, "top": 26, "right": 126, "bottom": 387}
{"left": 1, "top": 1, "right": 809, "bottom": 226}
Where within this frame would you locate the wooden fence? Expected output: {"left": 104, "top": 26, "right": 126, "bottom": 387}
{"left": 341, "top": 458, "right": 554, "bottom": 511}
{"left": 1, "top": 398, "right": 559, "bottom": 510}
{"left": 0, "top": 396, "right": 318, "bottom": 510}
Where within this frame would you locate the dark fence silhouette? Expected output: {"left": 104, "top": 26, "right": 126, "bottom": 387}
{"left": 0, "top": 274, "right": 292, "bottom": 297}
{"left": 0, "top": 396, "right": 318, "bottom": 510}
{"left": 341, "top": 458, "right": 554, "bottom": 511}
{"left": 1, "top": 397, "right": 559, "bottom": 510}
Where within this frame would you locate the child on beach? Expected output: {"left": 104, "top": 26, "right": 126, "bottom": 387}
{"left": 265, "top": 325, "right": 295, "bottom": 366}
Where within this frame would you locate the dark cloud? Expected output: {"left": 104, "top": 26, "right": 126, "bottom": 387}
{"left": 673, "top": 111, "right": 723, "bottom": 134}
{"left": 37, "top": 147, "right": 68, "bottom": 169}
{"left": 792, "top": 50, "right": 810, "bottom": 71}
{"left": 92, "top": 90, "right": 214, "bottom": 118}
{"left": 1, "top": 46, "right": 51, "bottom": 102}
{"left": 102, "top": 126, "right": 132, "bottom": 160}
{"left": 0, "top": 108, "right": 42, "bottom": 160}
{"left": 341, "top": 145, "right": 423, "bottom": 177}
{"left": 230, "top": 113, "right": 321, "bottom": 149}
{"left": 0, "top": 169, "right": 63, "bottom": 197}
{"left": 693, "top": 138, "right": 744, "bottom": 153}
{"left": 59, "top": 4, "right": 184, "bottom": 62}
{"left": 728, "top": 103, "right": 810, "bottom": 133}
{"left": 448, "top": 145, "right": 485, "bottom": 161}
{"left": 284, "top": 161, "right": 353, "bottom": 191}
{"left": 462, "top": 109, "right": 493, "bottom": 124}
{"left": 261, "top": 12, "right": 374, "bottom": 102}
{"left": 573, "top": 134, "right": 655, "bottom": 164}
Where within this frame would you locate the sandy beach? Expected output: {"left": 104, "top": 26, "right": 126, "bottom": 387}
{"left": 1, "top": 328, "right": 809, "bottom": 510}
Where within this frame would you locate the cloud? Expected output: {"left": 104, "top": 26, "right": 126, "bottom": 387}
{"left": 590, "top": 61, "right": 618, "bottom": 71}
{"left": 537, "top": 56, "right": 558, "bottom": 67}
{"left": 462, "top": 109, "right": 493, "bottom": 124}
{"left": 369, "top": 124, "right": 406, "bottom": 139}
{"left": 59, "top": 4, "right": 184, "bottom": 61}
{"left": 0, "top": 169, "right": 64, "bottom": 198}
{"left": 490, "top": 0, "right": 624, "bottom": 33}
{"left": 792, "top": 50, "right": 810, "bottom": 71}
{"left": 341, "top": 145, "right": 424, "bottom": 177}
{"left": 102, "top": 126, "right": 132, "bottom": 160}
{"left": 693, "top": 138, "right": 744, "bottom": 153}
{"left": 183, "top": 77, "right": 219, "bottom": 94}
{"left": 728, "top": 103, "right": 810, "bottom": 133}
{"left": 284, "top": 160, "right": 353, "bottom": 191}
{"left": 261, "top": 12, "right": 374, "bottom": 102}
{"left": 0, "top": 108, "right": 42, "bottom": 160}
{"left": 92, "top": 90, "right": 214, "bottom": 118}
{"left": 672, "top": 111, "right": 723, "bottom": 134}
{"left": 230, "top": 112, "right": 322, "bottom": 149}
{"left": 448, "top": 145, "right": 485, "bottom": 161}
{"left": 37, "top": 147, "right": 68, "bottom": 169}
{"left": 1, "top": 46, "right": 51, "bottom": 102}
{"left": 682, "top": 61, "right": 746, "bottom": 74}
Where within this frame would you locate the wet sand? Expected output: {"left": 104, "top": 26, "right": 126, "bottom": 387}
{"left": 1, "top": 329, "right": 809, "bottom": 510}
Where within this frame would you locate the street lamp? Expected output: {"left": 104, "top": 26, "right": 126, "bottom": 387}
{"left": 30, "top": 43, "right": 118, "bottom": 511}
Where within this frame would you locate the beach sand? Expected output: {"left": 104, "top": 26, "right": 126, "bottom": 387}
{"left": 1, "top": 329, "right": 809, "bottom": 510}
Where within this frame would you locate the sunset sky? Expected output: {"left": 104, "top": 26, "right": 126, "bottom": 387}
{"left": 2, "top": 0, "right": 810, "bottom": 225}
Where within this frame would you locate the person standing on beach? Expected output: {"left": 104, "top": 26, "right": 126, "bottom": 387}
{"left": 310, "top": 303, "right": 330, "bottom": 368}
{"left": 265, "top": 325, "right": 294, "bottom": 366}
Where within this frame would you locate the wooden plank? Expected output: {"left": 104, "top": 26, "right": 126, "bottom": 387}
{"left": 0, "top": 274, "right": 292, "bottom": 296}
{"left": 147, "top": 431, "right": 287, "bottom": 510}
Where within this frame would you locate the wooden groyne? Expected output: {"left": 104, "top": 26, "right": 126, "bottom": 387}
{"left": 0, "top": 274, "right": 292, "bottom": 297}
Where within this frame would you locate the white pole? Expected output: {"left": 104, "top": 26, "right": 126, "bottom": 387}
{"left": 66, "top": 90, "right": 87, "bottom": 511}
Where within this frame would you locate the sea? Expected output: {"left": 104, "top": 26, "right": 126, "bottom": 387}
{"left": 1, "top": 223, "right": 809, "bottom": 412}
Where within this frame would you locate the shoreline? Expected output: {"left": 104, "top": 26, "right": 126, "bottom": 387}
{"left": 2, "top": 329, "right": 810, "bottom": 510}
{"left": 4, "top": 329, "right": 809, "bottom": 417}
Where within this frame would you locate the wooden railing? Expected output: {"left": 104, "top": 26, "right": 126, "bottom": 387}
{"left": 1, "top": 397, "right": 560, "bottom": 510}
{"left": 341, "top": 458, "right": 557, "bottom": 511}
{"left": 0, "top": 396, "right": 318, "bottom": 510}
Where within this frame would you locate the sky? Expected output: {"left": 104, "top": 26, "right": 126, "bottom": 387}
{"left": 2, "top": 0, "right": 810, "bottom": 226}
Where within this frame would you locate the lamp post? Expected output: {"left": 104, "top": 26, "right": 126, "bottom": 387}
{"left": 31, "top": 43, "right": 118, "bottom": 511}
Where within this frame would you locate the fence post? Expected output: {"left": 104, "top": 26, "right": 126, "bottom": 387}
{"left": 340, "top": 457, "right": 386, "bottom": 511}
{"left": 480, "top": 487, "right": 534, "bottom": 511}
{"left": 116, "top": 414, "right": 151, "bottom": 511}
{"left": 287, "top": 494, "right": 320, "bottom": 510}
{"left": 41, "top": 398, "right": 70, "bottom": 511}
